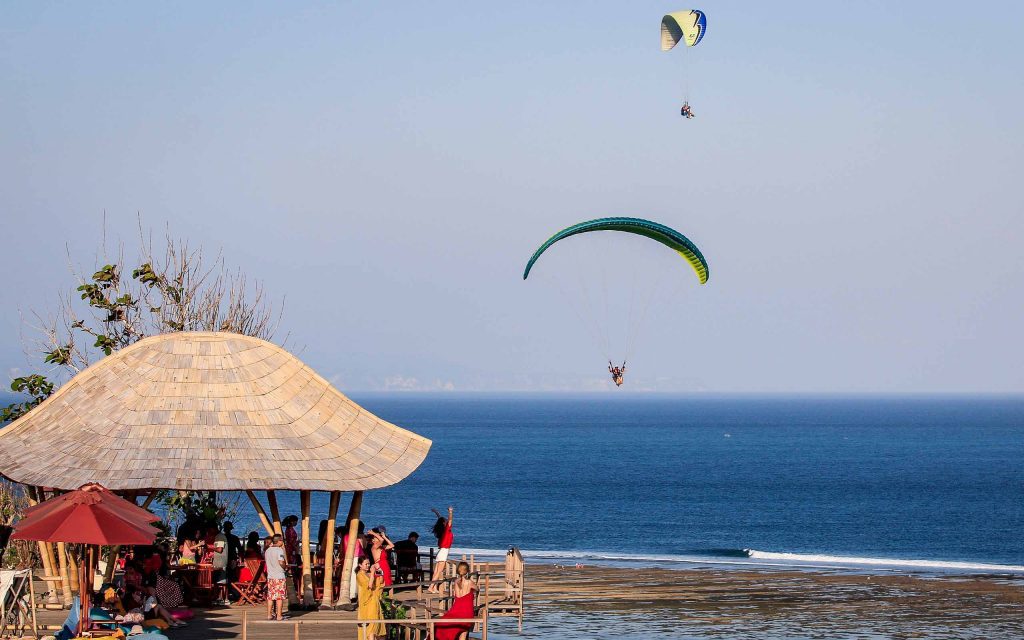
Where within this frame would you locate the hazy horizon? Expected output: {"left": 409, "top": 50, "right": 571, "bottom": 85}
{"left": 2, "top": 2, "right": 1022, "bottom": 393}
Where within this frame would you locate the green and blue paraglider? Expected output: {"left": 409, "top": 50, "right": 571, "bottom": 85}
{"left": 522, "top": 217, "right": 709, "bottom": 387}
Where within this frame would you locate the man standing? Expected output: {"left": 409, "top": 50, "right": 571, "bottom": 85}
{"left": 223, "top": 522, "right": 243, "bottom": 574}
{"left": 212, "top": 527, "right": 229, "bottom": 605}
{"left": 265, "top": 534, "right": 289, "bottom": 621}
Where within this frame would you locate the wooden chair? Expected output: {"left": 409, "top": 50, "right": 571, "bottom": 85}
{"left": 191, "top": 565, "right": 215, "bottom": 604}
{"left": 311, "top": 565, "right": 325, "bottom": 601}
{"left": 231, "top": 560, "right": 266, "bottom": 606}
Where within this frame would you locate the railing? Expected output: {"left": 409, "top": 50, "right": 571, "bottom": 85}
{"left": 240, "top": 610, "right": 489, "bottom": 640}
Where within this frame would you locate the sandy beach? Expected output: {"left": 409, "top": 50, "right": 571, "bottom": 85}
{"left": 508, "top": 563, "right": 1024, "bottom": 639}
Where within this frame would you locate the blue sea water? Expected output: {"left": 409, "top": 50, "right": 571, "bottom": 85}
{"left": 240, "top": 394, "right": 1024, "bottom": 574}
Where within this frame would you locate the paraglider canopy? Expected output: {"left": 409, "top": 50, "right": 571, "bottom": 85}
{"left": 661, "top": 10, "right": 706, "bottom": 51}
{"left": 522, "top": 217, "right": 709, "bottom": 285}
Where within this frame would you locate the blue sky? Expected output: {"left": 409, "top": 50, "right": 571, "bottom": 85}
{"left": 1, "top": 2, "right": 1022, "bottom": 392}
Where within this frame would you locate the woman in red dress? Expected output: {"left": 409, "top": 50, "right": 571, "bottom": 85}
{"left": 433, "top": 561, "right": 477, "bottom": 640}
{"left": 368, "top": 528, "right": 395, "bottom": 586}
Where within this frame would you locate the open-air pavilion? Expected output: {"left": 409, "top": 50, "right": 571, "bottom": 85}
{"left": 0, "top": 331, "right": 432, "bottom": 609}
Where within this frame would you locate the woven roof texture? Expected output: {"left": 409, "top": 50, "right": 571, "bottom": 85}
{"left": 0, "top": 332, "right": 431, "bottom": 491}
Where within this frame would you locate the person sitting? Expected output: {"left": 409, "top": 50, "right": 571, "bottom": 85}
{"left": 123, "top": 562, "right": 143, "bottom": 593}
{"left": 141, "top": 548, "right": 163, "bottom": 578}
{"left": 392, "top": 532, "right": 421, "bottom": 583}
{"left": 140, "top": 585, "right": 187, "bottom": 629}
{"left": 680, "top": 102, "right": 695, "bottom": 119}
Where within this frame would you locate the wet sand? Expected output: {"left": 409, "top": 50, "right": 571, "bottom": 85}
{"left": 511, "top": 564, "right": 1024, "bottom": 639}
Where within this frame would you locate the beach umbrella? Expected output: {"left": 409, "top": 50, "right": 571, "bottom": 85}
{"left": 11, "top": 482, "right": 161, "bottom": 634}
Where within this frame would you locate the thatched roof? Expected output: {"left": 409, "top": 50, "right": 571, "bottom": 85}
{"left": 0, "top": 332, "right": 431, "bottom": 492}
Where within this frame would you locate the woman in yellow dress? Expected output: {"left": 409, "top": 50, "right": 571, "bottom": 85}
{"left": 356, "top": 556, "right": 385, "bottom": 640}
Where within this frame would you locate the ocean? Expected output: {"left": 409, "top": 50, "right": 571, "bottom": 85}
{"left": 231, "top": 394, "right": 1024, "bottom": 575}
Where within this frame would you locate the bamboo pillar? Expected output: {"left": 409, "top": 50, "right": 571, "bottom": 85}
{"left": 43, "top": 542, "right": 61, "bottom": 604}
{"left": 26, "top": 486, "right": 60, "bottom": 605}
{"left": 103, "top": 547, "right": 119, "bottom": 583}
{"left": 269, "top": 491, "right": 299, "bottom": 605}
{"left": 67, "top": 545, "right": 81, "bottom": 594}
{"left": 266, "top": 491, "right": 283, "bottom": 535}
{"left": 300, "top": 490, "right": 313, "bottom": 605}
{"left": 321, "top": 491, "right": 341, "bottom": 608}
{"left": 245, "top": 491, "right": 276, "bottom": 537}
{"left": 55, "top": 542, "right": 73, "bottom": 606}
{"left": 336, "top": 490, "right": 363, "bottom": 605}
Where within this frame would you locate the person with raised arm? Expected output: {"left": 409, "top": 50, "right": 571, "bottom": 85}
{"left": 427, "top": 506, "right": 454, "bottom": 593}
{"left": 367, "top": 527, "right": 395, "bottom": 586}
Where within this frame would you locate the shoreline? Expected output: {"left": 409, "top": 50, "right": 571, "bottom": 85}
{"left": 500, "top": 562, "right": 1024, "bottom": 639}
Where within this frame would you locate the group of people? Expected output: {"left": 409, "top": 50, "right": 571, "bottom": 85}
{"left": 355, "top": 505, "right": 474, "bottom": 640}
{"left": 98, "top": 505, "right": 474, "bottom": 639}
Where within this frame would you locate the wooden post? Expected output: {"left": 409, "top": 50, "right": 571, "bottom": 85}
{"left": 241, "top": 610, "right": 247, "bottom": 640}
{"left": 293, "top": 621, "right": 300, "bottom": 640}
{"left": 141, "top": 492, "right": 158, "bottom": 509}
{"left": 55, "top": 542, "right": 73, "bottom": 606}
{"left": 300, "top": 490, "right": 313, "bottom": 605}
{"left": 321, "top": 491, "right": 341, "bottom": 608}
{"left": 336, "top": 490, "right": 363, "bottom": 605}
{"left": 266, "top": 490, "right": 283, "bottom": 535}
{"left": 245, "top": 490, "right": 276, "bottom": 537}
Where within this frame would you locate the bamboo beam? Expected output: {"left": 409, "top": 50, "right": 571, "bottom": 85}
{"left": 321, "top": 491, "right": 341, "bottom": 608}
{"left": 300, "top": 490, "right": 313, "bottom": 605}
{"left": 336, "top": 490, "right": 363, "bottom": 605}
{"left": 266, "top": 491, "right": 283, "bottom": 535}
{"left": 245, "top": 491, "right": 276, "bottom": 537}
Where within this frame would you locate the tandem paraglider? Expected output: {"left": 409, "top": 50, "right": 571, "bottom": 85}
{"left": 523, "top": 217, "right": 709, "bottom": 388}
{"left": 662, "top": 9, "right": 706, "bottom": 118}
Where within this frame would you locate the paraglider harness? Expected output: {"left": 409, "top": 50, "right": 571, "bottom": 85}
{"left": 680, "top": 102, "right": 695, "bottom": 119}
{"left": 608, "top": 361, "right": 627, "bottom": 387}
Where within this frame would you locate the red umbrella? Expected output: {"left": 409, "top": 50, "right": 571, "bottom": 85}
{"left": 15, "top": 483, "right": 159, "bottom": 543}
{"left": 12, "top": 483, "right": 161, "bottom": 634}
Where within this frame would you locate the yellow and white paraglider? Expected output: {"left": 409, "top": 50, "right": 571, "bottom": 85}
{"left": 661, "top": 10, "right": 706, "bottom": 119}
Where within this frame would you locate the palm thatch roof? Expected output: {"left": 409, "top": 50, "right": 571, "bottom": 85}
{"left": 0, "top": 332, "right": 431, "bottom": 492}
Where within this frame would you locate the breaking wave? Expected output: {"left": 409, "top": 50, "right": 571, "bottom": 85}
{"left": 451, "top": 546, "right": 1024, "bottom": 574}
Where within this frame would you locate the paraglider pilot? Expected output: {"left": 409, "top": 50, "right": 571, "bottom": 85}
{"left": 608, "top": 361, "right": 626, "bottom": 387}
{"left": 680, "top": 102, "right": 695, "bottom": 119}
